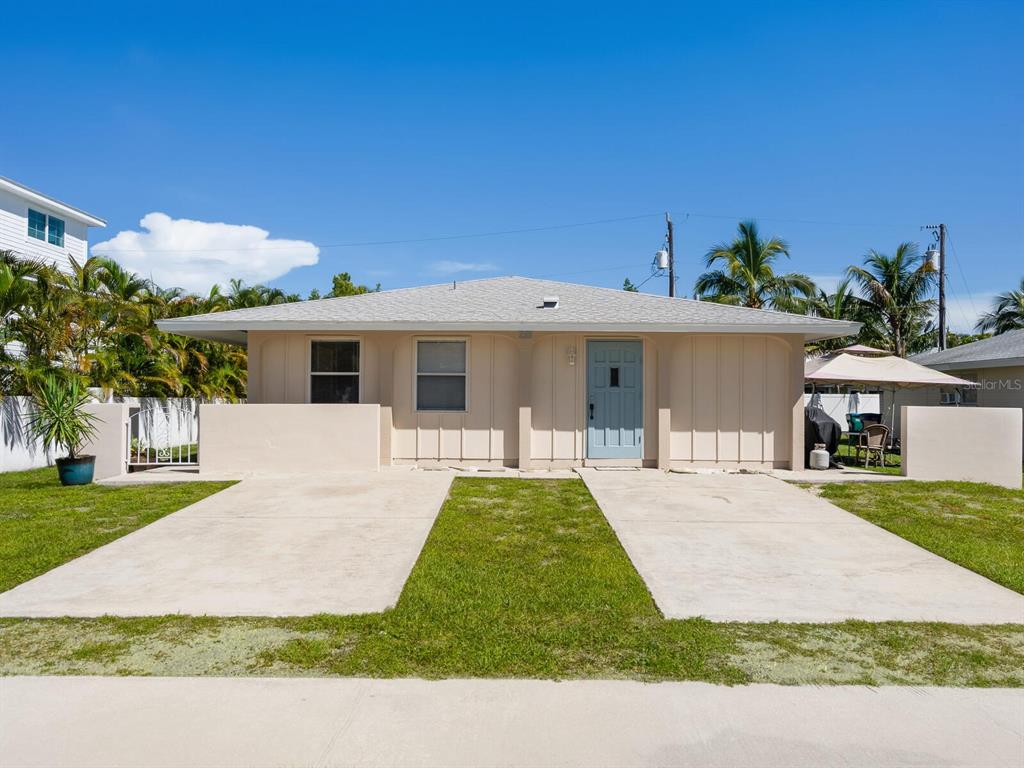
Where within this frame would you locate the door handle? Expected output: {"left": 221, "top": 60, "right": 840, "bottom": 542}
{"left": 589, "top": 402, "right": 595, "bottom": 421}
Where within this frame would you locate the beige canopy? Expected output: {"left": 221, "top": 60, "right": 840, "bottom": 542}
{"left": 805, "top": 352, "right": 975, "bottom": 388}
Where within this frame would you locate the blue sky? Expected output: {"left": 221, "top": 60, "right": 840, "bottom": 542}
{"left": 3, "top": 1, "right": 1021, "bottom": 331}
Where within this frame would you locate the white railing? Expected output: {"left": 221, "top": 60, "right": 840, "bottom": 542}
{"left": 127, "top": 404, "right": 199, "bottom": 467}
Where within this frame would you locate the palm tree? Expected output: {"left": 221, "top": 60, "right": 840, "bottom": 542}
{"left": 846, "top": 243, "right": 936, "bottom": 358}
{"left": 976, "top": 278, "right": 1024, "bottom": 335}
{"left": 804, "top": 278, "right": 868, "bottom": 354}
{"left": 694, "top": 220, "right": 815, "bottom": 310}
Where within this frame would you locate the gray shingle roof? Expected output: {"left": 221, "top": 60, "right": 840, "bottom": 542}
{"left": 158, "top": 276, "right": 860, "bottom": 345}
{"left": 911, "top": 328, "right": 1024, "bottom": 370}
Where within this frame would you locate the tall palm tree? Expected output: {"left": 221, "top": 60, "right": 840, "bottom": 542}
{"left": 976, "top": 278, "right": 1024, "bottom": 335}
{"left": 694, "top": 220, "right": 815, "bottom": 310}
{"left": 847, "top": 243, "right": 936, "bottom": 358}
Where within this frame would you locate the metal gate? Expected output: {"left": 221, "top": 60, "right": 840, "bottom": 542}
{"left": 127, "top": 404, "right": 199, "bottom": 468}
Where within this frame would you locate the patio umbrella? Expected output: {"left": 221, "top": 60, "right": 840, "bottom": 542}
{"left": 805, "top": 352, "right": 976, "bottom": 433}
{"left": 836, "top": 343, "right": 890, "bottom": 356}
{"left": 805, "top": 352, "right": 975, "bottom": 389}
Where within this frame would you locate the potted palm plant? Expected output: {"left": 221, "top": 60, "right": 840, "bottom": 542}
{"left": 27, "top": 375, "right": 100, "bottom": 486}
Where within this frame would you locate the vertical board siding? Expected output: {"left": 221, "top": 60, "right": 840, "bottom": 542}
{"left": 764, "top": 337, "right": 790, "bottom": 464}
{"left": 530, "top": 336, "right": 555, "bottom": 460}
{"left": 248, "top": 331, "right": 794, "bottom": 467}
{"left": 740, "top": 337, "right": 767, "bottom": 462}
{"left": 669, "top": 334, "right": 791, "bottom": 467}
{"left": 692, "top": 336, "right": 719, "bottom": 461}
{"left": 669, "top": 337, "right": 695, "bottom": 461}
{"left": 717, "top": 337, "right": 742, "bottom": 461}
{"left": 552, "top": 335, "right": 578, "bottom": 459}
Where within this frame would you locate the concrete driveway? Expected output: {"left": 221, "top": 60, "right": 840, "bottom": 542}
{"left": 578, "top": 469, "right": 1024, "bottom": 623}
{"left": 0, "top": 471, "right": 453, "bottom": 617}
{"left": 3, "top": 676, "right": 1021, "bottom": 767}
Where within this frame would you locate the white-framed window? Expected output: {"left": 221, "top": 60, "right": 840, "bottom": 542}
{"left": 416, "top": 339, "right": 467, "bottom": 412}
{"left": 28, "top": 209, "right": 46, "bottom": 240}
{"left": 27, "top": 209, "right": 65, "bottom": 247}
{"left": 47, "top": 215, "right": 65, "bottom": 247}
{"left": 309, "top": 339, "right": 360, "bottom": 403}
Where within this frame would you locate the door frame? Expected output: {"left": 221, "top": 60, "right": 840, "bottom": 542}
{"left": 585, "top": 337, "right": 644, "bottom": 460}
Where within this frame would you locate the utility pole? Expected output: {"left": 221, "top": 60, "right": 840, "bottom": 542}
{"left": 666, "top": 212, "right": 675, "bottom": 298}
{"left": 924, "top": 223, "right": 947, "bottom": 350}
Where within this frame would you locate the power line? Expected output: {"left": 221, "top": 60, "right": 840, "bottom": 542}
{"left": 943, "top": 228, "right": 980, "bottom": 326}
{"left": 90, "top": 208, "right": 920, "bottom": 257}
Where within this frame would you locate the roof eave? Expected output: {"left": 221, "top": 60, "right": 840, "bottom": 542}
{"left": 158, "top": 319, "right": 860, "bottom": 343}
{"left": 0, "top": 177, "right": 106, "bottom": 227}
{"left": 926, "top": 356, "right": 1024, "bottom": 372}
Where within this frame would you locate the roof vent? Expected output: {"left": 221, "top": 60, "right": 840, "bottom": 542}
{"left": 541, "top": 295, "right": 559, "bottom": 309}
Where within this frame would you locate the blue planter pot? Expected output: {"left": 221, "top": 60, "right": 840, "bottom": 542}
{"left": 56, "top": 456, "right": 95, "bottom": 486}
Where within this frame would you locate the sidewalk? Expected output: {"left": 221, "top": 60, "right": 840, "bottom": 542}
{"left": 2, "top": 676, "right": 1021, "bottom": 767}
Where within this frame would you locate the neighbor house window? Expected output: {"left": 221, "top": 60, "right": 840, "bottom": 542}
{"left": 28, "top": 209, "right": 46, "bottom": 240}
{"left": 309, "top": 340, "right": 359, "bottom": 403}
{"left": 26, "top": 210, "right": 65, "bottom": 247}
{"left": 416, "top": 340, "right": 467, "bottom": 411}
{"left": 47, "top": 215, "right": 65, "bottom": 247}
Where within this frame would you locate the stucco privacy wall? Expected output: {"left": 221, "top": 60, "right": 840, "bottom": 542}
{"left": 200, "top": 404, "right": 381, "bottom": 474}
{"left": 886, "top": 364, "right": 1024, "bottom": 448}
{"left": 901, "top": 405, "right": 1022, "bottom": 489}
{"left": 246, "top": 331, "right": 804, "bottom": 468}
{"left": 80, "top": 403, "right": 129, "bottom": 481}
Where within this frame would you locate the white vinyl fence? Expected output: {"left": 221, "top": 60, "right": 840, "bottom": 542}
{"left": 1, "top": 397, "right": 54, "bottom": 472}
{"left": 1, "top": 395, "right": 210, "bottom": 473}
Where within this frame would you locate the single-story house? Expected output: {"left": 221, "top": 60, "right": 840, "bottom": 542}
{"left": 903, "top": 329, "right": 1024, "bottom": 447}
{"left": 158, "top": 277, "right": 859, "bottom": 470}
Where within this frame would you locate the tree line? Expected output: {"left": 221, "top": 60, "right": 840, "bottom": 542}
{"left": 630, "top": 220, "right": 1023, "bottom": 356}
{"left": 0, "top": 250, "right": 375, "bottom": 400}
{"left": 2, "top": 220, "right": 1021, "bottom": 401}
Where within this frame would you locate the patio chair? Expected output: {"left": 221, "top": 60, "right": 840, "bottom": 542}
{"left": 856, "top": 424, "right": 890, "bottom": 468}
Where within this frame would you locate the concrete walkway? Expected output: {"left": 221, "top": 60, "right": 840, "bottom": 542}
{"left": 0, "top": 472, "right": 453, "bottom": 617}
{"left": 2, "top": 676, "right": 1020, "bottom": 767}
{"left": 578, "top": 468, "right": 1024, "bottom": 623}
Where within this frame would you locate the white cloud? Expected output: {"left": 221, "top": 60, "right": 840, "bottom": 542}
{"left": 91, "top": 212, "right": 319, "bottom": 292}
{"left": 430, "top": 260, "right": 499, "bottom": 274}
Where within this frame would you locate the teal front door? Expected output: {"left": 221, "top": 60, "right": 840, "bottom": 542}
{"left": 587, "top": 340, "right": 643, "bottom": 459}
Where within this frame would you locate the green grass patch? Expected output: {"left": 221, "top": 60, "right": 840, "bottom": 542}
{"left": 819, "top": 479, "right": 1024, "bottom": 594}
{"left": 833, "top": 442, "right": 902, "bottom": 474}
{"left": 0, "top": 467, "right": 232, "bottom": 592}
{"left": 1, "top": 477, "right": 1022, "bottom": 686}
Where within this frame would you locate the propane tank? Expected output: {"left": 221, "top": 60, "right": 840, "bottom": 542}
{"left": 810, "top": 443, "right": 830, "bottom": 470}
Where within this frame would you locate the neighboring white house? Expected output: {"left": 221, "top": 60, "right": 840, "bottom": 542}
{"left": 0, "top": 177, "right": 107, "bottom": 472}
{"left": 0, "top": 176, "right": 106, "bottom": 270}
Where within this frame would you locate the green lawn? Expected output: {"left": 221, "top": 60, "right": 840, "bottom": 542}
{"left": 818, "top": 479, "right": 1024, "bottom": 594}
{"left": 833, "top": 441, "right": 902, "bottom": 474}
{"left": 0, "top": 467, "right": 232, "bottom": 593}
{"left": 1, "top": 475, "right": 1022, "bottom": 686}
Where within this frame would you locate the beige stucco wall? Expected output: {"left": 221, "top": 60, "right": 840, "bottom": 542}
{"left": 901, "top": 405, "right": 1022, "bottom": 489}
{"left": 81, "top": 403, "right": 129, "bottom": 480}
{"left": 199, "top": 403, "right": 380, "bottom": 474}
{"left": 246, "top": 330, "right": 805, "bottom": 469}
{"left": 887, "top": 365, "right": 1024, "bottom": 448}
